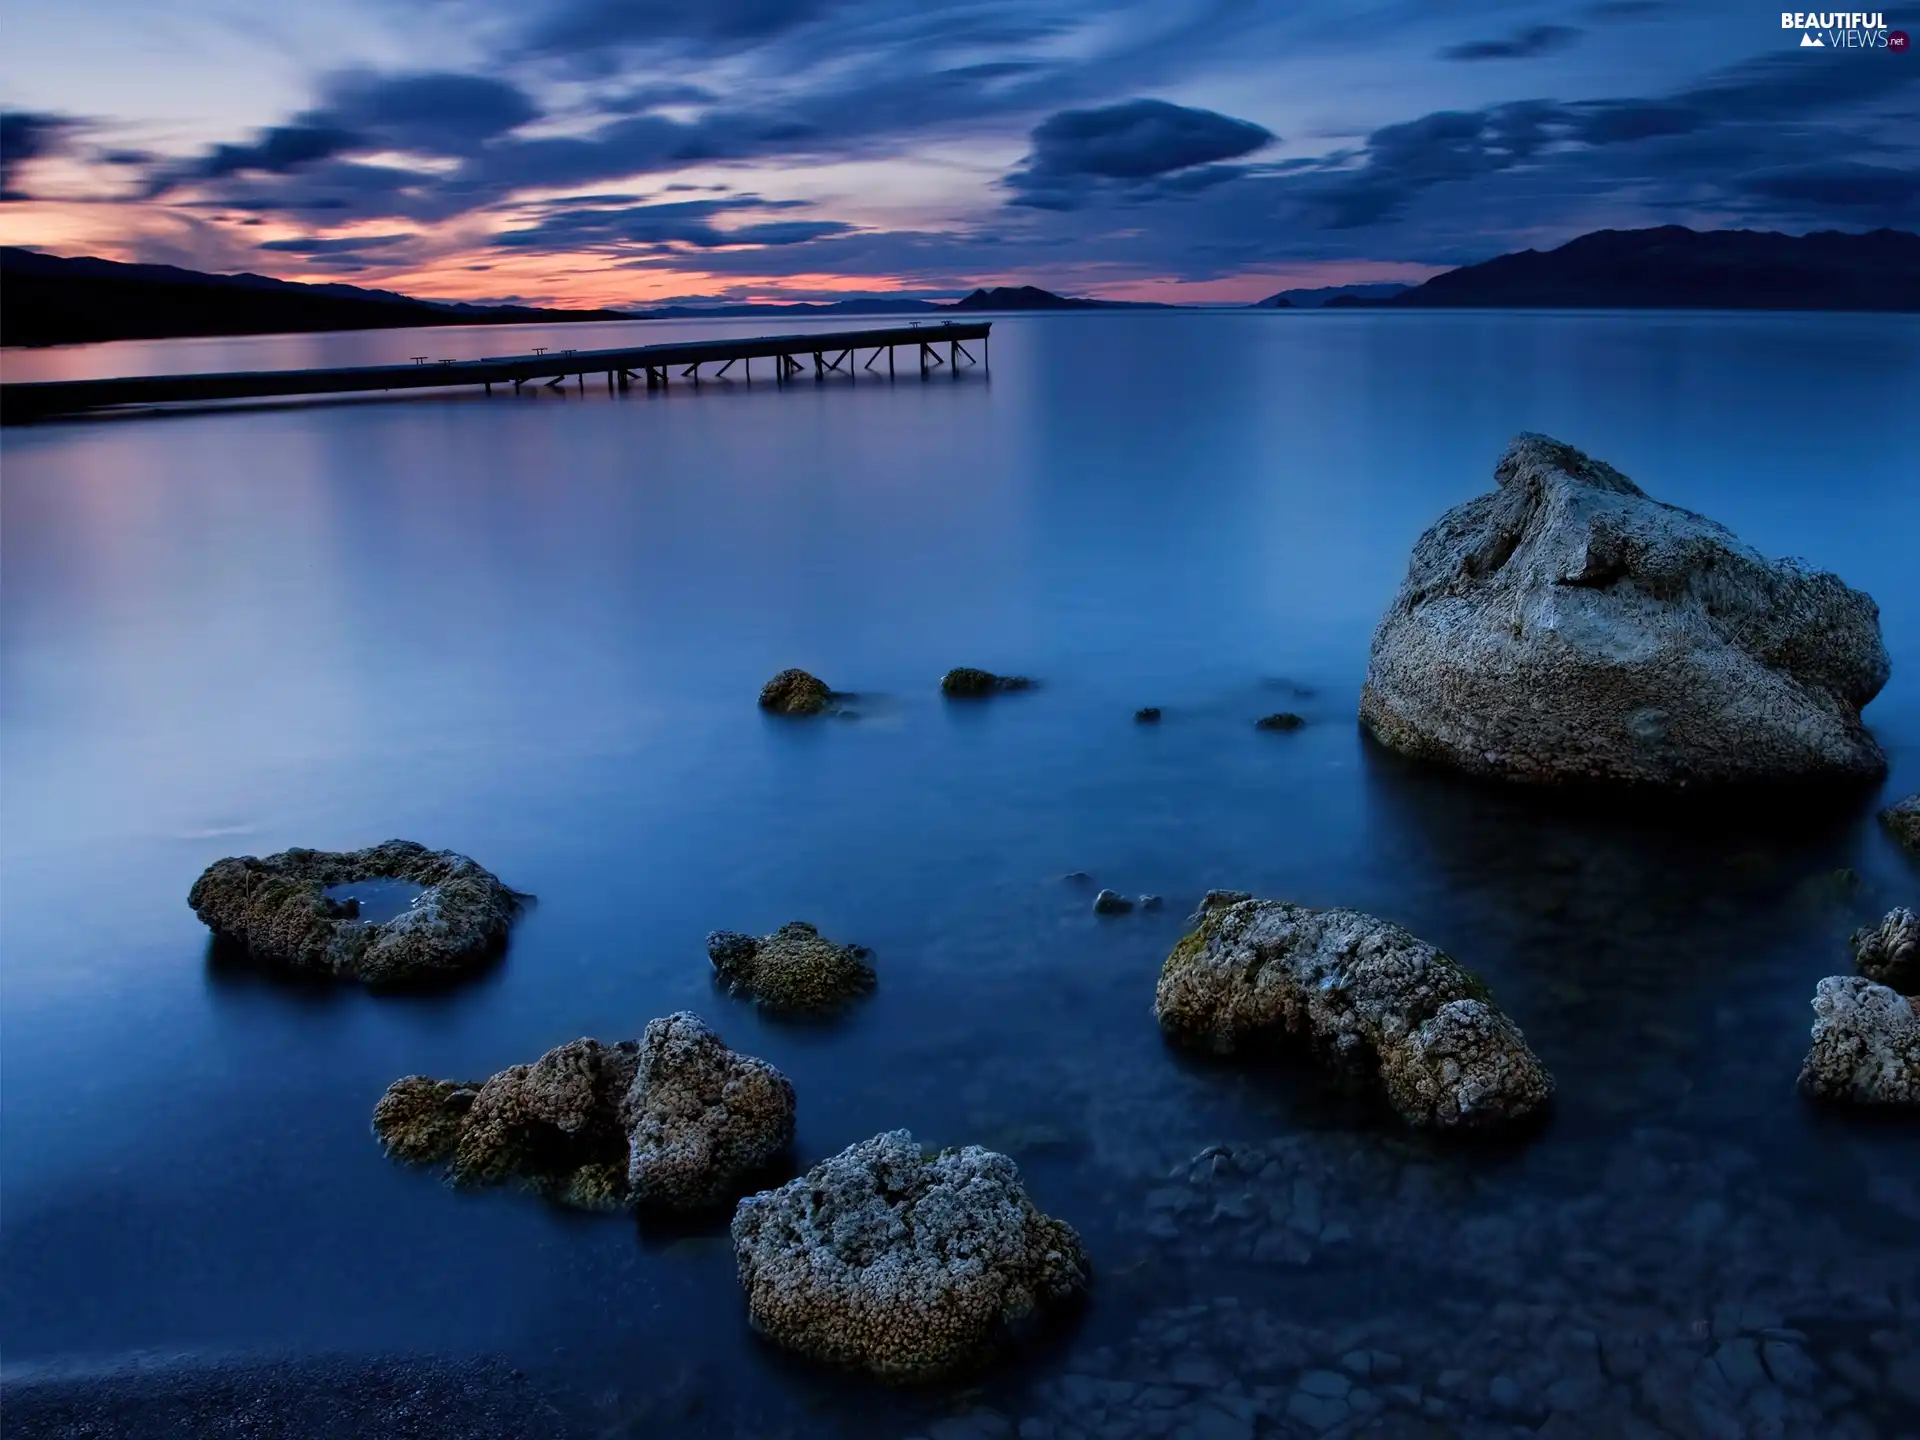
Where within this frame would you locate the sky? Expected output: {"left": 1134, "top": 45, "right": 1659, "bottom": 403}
{"left": 0, "top": 1, "right": 1915, "bottom": 306}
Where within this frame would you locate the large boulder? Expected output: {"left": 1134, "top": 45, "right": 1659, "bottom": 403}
{"left": 1854, "top": 908, "right": 1919, "bottom": 993}
{"left": 706, "top": 921, "right": 876, "bottom": 1013}
{"left": 1798, "top": 976, "right": 1919, "bottom": 1106}
{"left": 1884, "top": 794, "right": 1920, "bottom": 852}
{"left": 1359, "top": 434, "right": 1889, "bottom": 786}
{"left": 1154, "top": 893, "right": 1553, "bottom": 1131}
{"left": 730, "top": 1130, "right": 1088, "bottom": 1383}
{"left": 188, "top": 839, "right": 520, "bottom": 986}
{"left": 622, "top": 1012, "right": 796, "bottom": 1210}
{"left": 373, "top": 1013, "right": 794, "bottom": 1212}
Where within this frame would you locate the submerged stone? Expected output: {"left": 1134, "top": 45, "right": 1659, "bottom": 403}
{"left": 759, "top": 668, "right": 832, "bottom": 716}
{"left": 730, "top": 1129, "right": 1088, "bottom": 1383}
{"left": 1798, "top": 975, "right": 1920, "bottom": 1106}
{"left": 941, "top": 667, "right": 1033, "bottom": 697}
{"left": 1255, "top": 712, "right": 1305, "bottom": 731}
{"left": 1154, "top": 894, "right": 1553, "bottom": 1131}
{"left": 1883, "top": 794, "right": 1920, "bottom": 852}
{"left": 705, "top": 921, "right": 876, "bottom": 1014}
{"left": 188, "top": 839, "right": 520, "bottom": 987}
{"left": 1854, "top": 908, "right": 1919, "bottom": 994}
{"left": 373, "top": 1013, "right": 794, "bottom": 1212}
{"left": 1359, "top": 433, "right": 1890, "bottom": 786}
{"left": 1135, "top": 707, "right": 1162, "bottom": 723}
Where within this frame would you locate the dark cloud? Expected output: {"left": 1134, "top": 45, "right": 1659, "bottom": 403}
{"left": 188, "top": 124, "right": 360, "bottom": 182}
{"left": 257, "top": 232, "right": 418, "bottom": 253}
{"left": 149, "top": 69, "right": 539, "bottom": 202}
{"left": 1441, "top": 25, "right": 1580, "bottom": 61}
{"left": 319, "top": 71, "right": 538, "bottom": 154}
{"left": 1739, "top": 162, "right": 1920, "bottom": 212}
{"left": 490, "top": 195, "right": 850, "bottom": 251}
{"left": 1315, "top": 101, "right": 1567, "bottom": 228}
{"left": 526, "top": 0, "right": 834, "bottom": 58}
{"left": 1007, "top": 98, "right": 1272, "bottom": 208}
{"left": 2, "top": 109, "right": 80, "bottom": 199}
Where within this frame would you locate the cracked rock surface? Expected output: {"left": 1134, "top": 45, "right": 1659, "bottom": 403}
{"left": 730, "top": 1129, "right": 1088, "bottom": 1383}
{"left": 374, "top": 1012, "right": 794, "bottom": 1211}
{"left": 1154, "top": 893, "right": 1553, "bottom": 1130}
{"left": 1799, "top": 975, "right": 1920, "bottom": 1107}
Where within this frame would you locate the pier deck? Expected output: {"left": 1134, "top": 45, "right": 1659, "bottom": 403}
{"left": 1, "top": 320, "right": 991, "bottom": 423}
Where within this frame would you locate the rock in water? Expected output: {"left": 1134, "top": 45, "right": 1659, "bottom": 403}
{"left": 759, "top": 669, "right": 832, "bottom": 715}
{"left": 941, "top": 667, "right": 1033, "bottom": 697}
{"left": 730, "top": 1130, "right": 1088, "bottom": 1383}
{"left": 1883, "top": 794, "right": 1920, "bottom": 851}
{"left": 373, "top": 1014, "right": 794, "bottom": 1212}
{"left": 446, "top": 1037, "right": 640, "bottom": 1210}
{"left": 1854, "top": 908, "right": 1919, "bottom": 994}
{"left": 1255, "top": 712, "right": 1305, "bottom": 731}
{"left": 1798, "top": 976, "right": 1919, "bottom": 1106}
{"left": 1154, "top": 893, "right": 1553, "bottom": 1130}
{"left": 623, "top": 1012, "right": 795, "bottom": 1210}
{"left": 1135, "top": 707, "right": 1162, "bottom": 723}
{"left": 188, "top": 840, "right": 520, "bottom": 987}
{"left": 1093, "top": 889, "right": 1134, "bottom": 915}
{"left": 705, "top": 921, "right": 876, "bottom": 1013}
{"left": 1359, "top": 433, "right": 1889, "bottom": 786}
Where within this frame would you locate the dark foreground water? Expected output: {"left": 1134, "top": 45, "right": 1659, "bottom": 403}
{"left": 4, "top": 310, "right": 1918, "bottom": 1440}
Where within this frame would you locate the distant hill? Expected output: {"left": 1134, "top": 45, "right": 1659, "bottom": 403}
{"left": 1, "top": 248, "right": 630, "bottom": 346}
{"left": 1253, "top": 282, "right": 1410, "bottom": 309}
{"left": 2, "top": 251, "right": 1154, "bottom": 345}
{"left": 949, "top": 285, "right": 1151, "bottom": 310}
{"left": 637, "top": 285, "right": 1154, "bottom": 319}
{"left": 1383, "top": 227, "right": 1920, "bottom": 311}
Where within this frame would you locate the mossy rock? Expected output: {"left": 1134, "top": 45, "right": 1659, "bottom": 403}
{"left": 707, "top": 921, "right": 876, "bottom": 1014}
{"left": 941, "top": 668, "right": 1033, "bottom": 697}
{"left": 1154, "top": 895, "right": 1552, "bottom": 1131}
{"left": 187, "top": 839, "right": 520, "bottom": 987}
{"left": 760, "top": 669, "right": 832, "bottom": 716}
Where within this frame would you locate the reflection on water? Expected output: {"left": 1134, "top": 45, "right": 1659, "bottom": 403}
{"left": 323, "top": 878, "right": 428, "bottom": 926}
{"left": 2, "top": 311, "right": 1918, "bottom": 1435}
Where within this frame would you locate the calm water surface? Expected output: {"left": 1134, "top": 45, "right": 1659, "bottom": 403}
{"left": 4, "top": 311, "right": 1919, "bottom": 1438}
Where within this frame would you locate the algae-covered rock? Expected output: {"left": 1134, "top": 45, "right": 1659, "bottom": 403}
{"left": 730, "top": 1130, "right": 1088, "bottom": 1383}
{"left": 371, "top": 1077, "right": 483, "bottom": 1164}
{"left": 1154, "top": 896, "right": 1553, "bottom": 1131}
{"left": 373, "top": 1016, "right": 794, "bottom": 1213}
{"left": 941, "top": 668, "right": 1033, "bottom": 697}
{"left": 759, "top": 669, "right": 832, "bottom": 716}
{"left": 1884, "top": 794, "right": 1920, "bottom": 852}
{"left": 705, "top": 921, "right": 875, "bottom": 1014}
{"left": 622, "top": 1012, "right": 796, "bottom": 1210}
{"left": 450, "top": 1037, "right": 640, "bottom": 1210}
{"left": 1854, "top": 908, "right": 1919, "bottom": 994}
{"left": 188, "top": 839, "right": 520, "bottom": 987}
{"left": 1798, "top": 975, "right": 1919, "bottom": 1106}
{"left": 1360, "top": 433, "right": 1889, "bottom": 786}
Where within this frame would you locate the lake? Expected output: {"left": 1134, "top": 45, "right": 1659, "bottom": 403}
{"left": 3, "top": 309, "right": 1918, "bottom": 1438}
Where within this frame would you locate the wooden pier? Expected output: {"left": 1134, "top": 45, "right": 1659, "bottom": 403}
{"left": 0, "top": 320, "right": 991, "bottom": 423}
